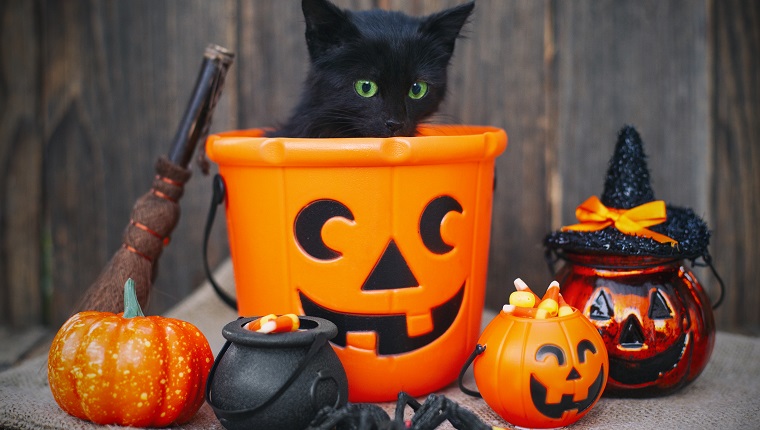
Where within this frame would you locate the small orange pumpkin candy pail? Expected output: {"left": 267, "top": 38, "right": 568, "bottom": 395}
{"left": 462, "top": 304, "right": 608, "bottom": 428}
{"left": 205, "top": 125, "right": 507, "bottom": 402}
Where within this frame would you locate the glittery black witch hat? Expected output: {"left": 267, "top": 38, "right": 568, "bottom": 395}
{"left": 544, "top": 125, "right": 710, "bottom": 259}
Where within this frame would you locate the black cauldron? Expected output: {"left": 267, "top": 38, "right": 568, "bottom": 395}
{"left": 206, "top": 316, "right": 348, "bottom": 429}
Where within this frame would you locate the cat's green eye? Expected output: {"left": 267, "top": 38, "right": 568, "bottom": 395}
{"left": 355, "top": 80, "right": 378, "bottom": 98}
{"left": 408, "top": 81, "right": 429, "bottom": 99}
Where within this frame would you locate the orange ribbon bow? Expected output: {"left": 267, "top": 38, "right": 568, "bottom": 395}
{"left": 561, "top": 196, "right": 678, "bottom": 245}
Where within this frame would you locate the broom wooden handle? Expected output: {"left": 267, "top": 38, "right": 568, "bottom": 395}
{"left": 168, "top": 44, "right": 234, "bottom": 168}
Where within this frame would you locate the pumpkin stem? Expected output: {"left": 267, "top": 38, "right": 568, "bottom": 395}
{"left": 123, "top": 278, "right": 145, "bottom": 318}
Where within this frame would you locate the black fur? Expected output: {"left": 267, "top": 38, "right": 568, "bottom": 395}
{"left": 268, "top": 0, "right": 475, "bottom": 138}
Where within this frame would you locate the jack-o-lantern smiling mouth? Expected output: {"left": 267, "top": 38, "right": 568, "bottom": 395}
{"left": 298, "top": 283, "right": 465, "bottom": 356}
{"left": 609, "top": 332, "right": 689, "bottom": 385}
{"left": 530, "top": 366, "right": 605, "bottom": 419}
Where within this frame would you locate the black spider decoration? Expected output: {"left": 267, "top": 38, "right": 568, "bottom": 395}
{"left": 306, "top": 391, "right": 500, "bottom": 430}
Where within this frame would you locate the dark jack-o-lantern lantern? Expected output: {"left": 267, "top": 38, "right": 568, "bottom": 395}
{"left": 557, "top": 252, "right": 715, "bottom": 395}
{"left": 544, "top": 126, "right": 719, "bottom": 396}
{"left": 471, "top": 307, "right": 608, "bottom": 428}
{"left": 206, "top": 125, "right": 507, "bottom": 402}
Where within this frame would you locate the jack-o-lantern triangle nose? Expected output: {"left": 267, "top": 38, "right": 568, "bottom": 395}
{"left": 362, "top": 240, "right": 419, "bottom": 291}
{"left": 566, "top": 367, "right": 582, "bottom": 381}
{"left": 620, "top": 315, "right": 646, "bottom": 348}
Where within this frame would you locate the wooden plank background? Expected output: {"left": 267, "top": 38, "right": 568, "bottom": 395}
{"left": 1, "top": 0, "right": 758, "bottom": 336}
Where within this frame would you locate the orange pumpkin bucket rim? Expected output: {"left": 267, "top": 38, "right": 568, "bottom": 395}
{"left": 498, "top": 307, "right": 582, "bottom": 322}
{"left": 206, "top": 124, "right": 507, "bottom": 167}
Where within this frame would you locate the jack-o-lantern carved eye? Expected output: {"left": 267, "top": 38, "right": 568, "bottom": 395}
{"left": 295, "top": 199, "right": 354, "bottom": 260}
{"left": 577, "top": 339, "right": 597, "bottom": 363}
{"left": 589, "top": 289, "right": 614, "bottom": 320}
{"left": 648, "top": 289, "right": 673, "bottom": 319}
{"left": 536, "top": 344, "right": 566, "bottom": 366}
{"left": 420, "top": 195, "right": 463, "bottom": 254}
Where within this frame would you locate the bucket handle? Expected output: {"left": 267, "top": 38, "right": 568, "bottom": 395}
{"left": 458, "top": 343, "right": 486, "bottom": 398}
{"left": 691, "top": 251, "right": 726, "bottom": 310}
{"left": 205, "top": 325, "right": 329, "bottom": 420}
{"left": 203, "top": 174, "right": 237, "bottom": 309}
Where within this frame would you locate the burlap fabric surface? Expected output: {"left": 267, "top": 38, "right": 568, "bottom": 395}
{"left": 2, "top": 260, "right": 758, "bottom": 430}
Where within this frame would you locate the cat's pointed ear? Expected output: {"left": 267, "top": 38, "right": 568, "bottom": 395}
{"left": 302, "top": 0, "right": 360, "bottom": 60}
{"left": 419, "top": 1, "right": 475, "bottom": 54}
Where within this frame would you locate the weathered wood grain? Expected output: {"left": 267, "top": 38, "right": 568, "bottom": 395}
{"left": 550, "top": 0, "right": 723, "bottom": 311}
{"left": 710, "top": 0, "right": 760, "bottom": 334}
{"left": 39, "top": 0, "right": 237, "bottom": 326}
{"left": 0, "top": 0, "right": 758, "bottom": 334}
{"left": 447, "top": 0, "right": 553, "bottom": 305}
{"left": 553, "top": 0, "right": 709, "bottom": 222}
{"left": 0, "top": 0, "right": 44, "bottom": 327}
{"left": 235, "top": 0, "right": 309, "bottom": 129}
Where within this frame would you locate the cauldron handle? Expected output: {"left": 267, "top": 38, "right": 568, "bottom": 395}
{"left": 309, "top": 369, "right": 345, "bottom": 410}
{"left": 205, "top": 328, "right": 329, "bottom": 420}
{"left": 458, "top": 343, "right": 486, "bottom": 398}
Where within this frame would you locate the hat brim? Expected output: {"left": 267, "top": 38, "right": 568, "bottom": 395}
{"left": 544, "top": 205, "right": 710, "bottom": 259}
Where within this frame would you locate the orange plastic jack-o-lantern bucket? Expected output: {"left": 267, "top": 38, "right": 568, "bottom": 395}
{"left": 463, "top": 308, "right": 608, "bottom": 429}
{"left": 205, "top": 125, "right": 507, "bottom": 402}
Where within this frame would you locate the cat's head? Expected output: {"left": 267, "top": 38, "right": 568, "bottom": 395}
{"left": 291, "top": 0, "right": 474, "bottom": 138}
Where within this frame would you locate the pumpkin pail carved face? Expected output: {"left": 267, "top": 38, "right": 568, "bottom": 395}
{"left": 294, "top": 190, "right": 469, "bottom": 352}
{"left": 587, "top": 284, "right": 689, "bottom": 386}
{"left": 474, "top": 310, "right": 608, "bottom": 428}
{"left": 558, "top": 255, "right": 715, "bottom": 395}
{"left": 288, "top": 165, "right": 478, "bottom": 402}
{"left": 206, "top": 126, "right": 507, "bottom": 402}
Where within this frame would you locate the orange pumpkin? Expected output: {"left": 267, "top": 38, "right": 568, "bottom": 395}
{"left": 472, "top": 308, "right": 608, "bottom": 428}
{"left": 48, "top": 279, "right": 213, "bottom": 427}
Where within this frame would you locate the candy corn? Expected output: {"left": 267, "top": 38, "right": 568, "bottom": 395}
{"left": 503, "top": 304, "right": 549, "bottom": 319}
{"left": 502, "top": 279, "right": 575, "bottom": 320}
{"left": 509, "top": 290, "right": 537, "bottom": 308}
{"left": 558, "top": 293, "right": 574, "bottom": 317}
{"left": 245, "top": 314, "right": 300, "bottom": 334}
{"left": 514, "top": 278, "right": 542, "bottom": 304}
{"left": 537, "top": 281, "right": 560, "bottom": 317}
{"left": 245, "top": 314, "right": 277, "bottom": 331}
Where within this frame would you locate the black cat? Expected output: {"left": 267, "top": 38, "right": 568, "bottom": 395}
{"left": 269, "top": 0, "right": 475, "bottom": 138}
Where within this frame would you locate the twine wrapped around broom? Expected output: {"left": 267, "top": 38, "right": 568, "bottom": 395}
{"left": 76, "top": 44, "right": 233, "bottom": 313}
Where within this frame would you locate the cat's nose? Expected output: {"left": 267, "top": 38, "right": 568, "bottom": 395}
{"left": 385, "top": 119, "right": 404, "bottom": 133}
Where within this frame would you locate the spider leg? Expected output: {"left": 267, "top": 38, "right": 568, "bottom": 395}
{"left": 359, "top": 410, "right": 378, "bottom": 430}
{"left": 438, "top": 397, "right": 493, "bottom": 430}
{"left": 393, "top": 392, "right": 494, "bottom": 430}
{"left": 401, "top": 394, "right": 493, "bottom": 430}
{"left": 306, "top": 403, "right": 391, "bottom": 430}
{"left": 356, "top": 403, "right": 393, "bottom": 430}
{"left": 394, "top": 391, "right": 423, "bottom": 423}
{"left": 409, "top": 394, "right": 449, "bottom": 430}
{"left": 306, "top": 405, "right": 351, "bottom": 430}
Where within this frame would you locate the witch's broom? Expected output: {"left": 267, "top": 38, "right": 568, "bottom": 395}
{"left": 76, "top": 44, "right": 234, "bottom": 313}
